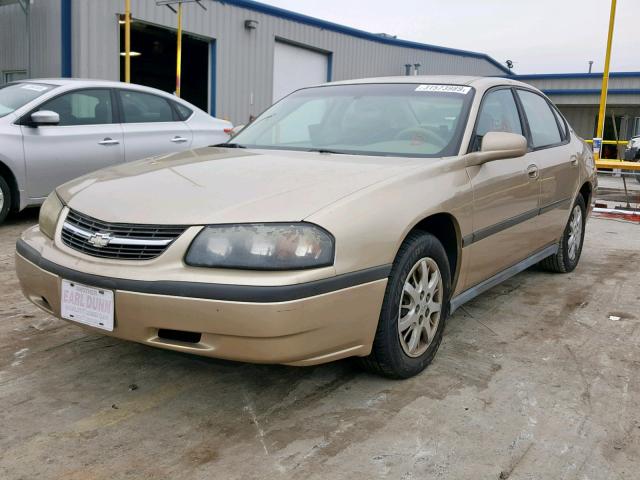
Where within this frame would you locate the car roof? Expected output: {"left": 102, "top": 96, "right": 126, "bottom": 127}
{"left": 14, "top": 78, "right": 199, "bottom": 109}
{"left": 15, "top": 78, "right": 192, "bottom": 98}
{"left": 19, "top": 78, "right": 139, "bottom": 88}
{"left": 323, "top": 75, "right": 535, "bottom": 91}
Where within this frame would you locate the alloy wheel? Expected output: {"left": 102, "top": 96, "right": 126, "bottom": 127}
{"left": 398, "top": 257, "right": 443, "bottom": 357}
{"left": 567, "top": 205, "right": 583, "bottom": 261}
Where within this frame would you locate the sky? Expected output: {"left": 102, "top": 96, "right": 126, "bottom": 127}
{"left": 261, "top": 0, "right": 638, "bottom": 74}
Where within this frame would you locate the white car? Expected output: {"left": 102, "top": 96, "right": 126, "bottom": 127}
{"left": 0, "top": 79, "right": 232, "bottom": 224}
{"left": 624, "top": 135, "right": 639, "bottom": 160}
{"left": 624, "top": 135, "right": 640, "bottom": 184}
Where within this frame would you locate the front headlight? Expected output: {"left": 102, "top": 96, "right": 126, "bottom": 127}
{"left": 185, "top": 223, "right": 335, "bottom": 270}
{"left": 39, "top": 191, "right": 64, "bottom": 240}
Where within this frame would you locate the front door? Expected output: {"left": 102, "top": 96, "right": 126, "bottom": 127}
{"left": 463, "top": 87, "right": 541, "bottom": 290}
{"left": 22, "top": 88, "right": 123, "bottom": 199}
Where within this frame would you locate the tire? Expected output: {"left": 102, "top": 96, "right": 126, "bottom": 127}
{"left": 359, "top": 231, "right": 451, "bottom": 379}
{"left": 539, "top": 195, "right": 586, "bottom": 273}
{"left": 0, "top": 176, "right": 11, "bottom": 225}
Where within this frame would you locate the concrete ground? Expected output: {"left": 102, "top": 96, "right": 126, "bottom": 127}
{"left": 1, "top": 205, "right": 639, "bottom": 479}
{"left": 596, "top": 173, "right": 640, "bottom": 209}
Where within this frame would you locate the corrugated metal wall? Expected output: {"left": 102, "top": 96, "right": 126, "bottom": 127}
{"left": 0, "top": 1, "right": 62, "bottom": 80}
{"left": 1, "top": 0, "right": 505, "bottom": 124}
{"left": 518, "top": 75, "right": 640, "bottom": 107}
{"left": 515, "top": 75, "right": 640, "bottom": 138}
{"left": 518, "top": 76, "right": 640, "bottom": 91}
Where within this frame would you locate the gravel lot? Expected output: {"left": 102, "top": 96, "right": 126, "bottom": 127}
{"left": 1, "top": 205, "right": 639, "bottom": 480}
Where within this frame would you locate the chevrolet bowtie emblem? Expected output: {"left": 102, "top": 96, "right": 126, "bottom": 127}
{"left": 87, "top": 232, "right": 113, "bottom": 248}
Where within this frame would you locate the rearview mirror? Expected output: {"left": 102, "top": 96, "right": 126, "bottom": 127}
{"left": 465, "top": 132, "right": 528, "bottom": 167}
{"left": 31, "top": 110, "right": 60, "bottom": 126}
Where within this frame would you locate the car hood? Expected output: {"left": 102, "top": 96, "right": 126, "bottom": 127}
{"left": 57, "top": 147, "right": 425, "bottom": 225}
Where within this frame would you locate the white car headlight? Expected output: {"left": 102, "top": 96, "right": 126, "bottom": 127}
{"left": 39, "top": 191, "right": 64, "bottom": 240}
{"left": 185, "top": 223, "right": 335, "bottom": 270}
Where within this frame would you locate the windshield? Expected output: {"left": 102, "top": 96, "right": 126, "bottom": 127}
{"left": 0, "top": 82, "right": 56, "bottom": 118}
{"left": 232, "top": 83, "right": 475, "bottom": 157}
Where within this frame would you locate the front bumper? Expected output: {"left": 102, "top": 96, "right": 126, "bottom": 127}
{"left": 15, "top": 232, "right": 388, "bottom": 366}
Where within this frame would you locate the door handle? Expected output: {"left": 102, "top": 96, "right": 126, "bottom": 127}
{"left": 170, "top": 136, "right": 188, "bottom": 143}
{"left": 570, "top": 156, "right": 579, "bottom": 166}
{"left": 98, "top": 138, "right": 120, "bottom": 146}
{"left": 526, "top": 164, "right": 539, "bottom": 179}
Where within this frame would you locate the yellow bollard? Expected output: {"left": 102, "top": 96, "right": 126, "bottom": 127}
{"left": 124, "top": 0, "right": 131, "bottom": 83}
{"left": 176, "top": 2, "right": 183, "bottom": 97}
{"left": 594, "top": 0, "right": 617, "bottom": 160}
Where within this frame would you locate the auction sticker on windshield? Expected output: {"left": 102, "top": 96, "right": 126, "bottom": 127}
{"left": 415, "top": 85, "right": 471, "bottom": 94}
{"left": 20, "top": 84, "right": 51, "bottom": 92}
{"left": 61, "top": 280, "right": 114, "bottom": 331}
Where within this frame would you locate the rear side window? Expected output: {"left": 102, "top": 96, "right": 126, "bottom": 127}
{"left": 173, "top": 102, "right": 193, "bottom": 120}
{"left": 39, "top": 89, "right": 113, "bottom": 126}
{"left": 517, "top": 90, "right": 562, "bottom": 148}
{"left": 551, "top": 107, "right": 568, "bottom": 140}
{"left": 473, "top": 88, "right": 523, "bottom": 151}
{"left": 119, "top": 90, "right": 175, "bottom": 123}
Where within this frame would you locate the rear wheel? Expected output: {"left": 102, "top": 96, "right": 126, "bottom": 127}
{"left": 539, "top": 195, "right": 586, "bottom": 273}
{"left": 359, "top": 232, "right": 450, "bottom": 379}
{"left": 0, "top": 176, "right": 11, "bottom": 225}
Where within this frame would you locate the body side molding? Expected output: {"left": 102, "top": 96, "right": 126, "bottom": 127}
{"left": 450, "top": 243, "right": 559, "bottom": 313}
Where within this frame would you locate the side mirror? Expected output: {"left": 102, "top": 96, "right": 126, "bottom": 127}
{"left": 228, "top": 125, "right": 245, "bottom": 137}
{"left": 30, "top": 110, "right": 60, "bottom": 126}
{"left": 465, "top": 132, "right": 528, "bottom": 167}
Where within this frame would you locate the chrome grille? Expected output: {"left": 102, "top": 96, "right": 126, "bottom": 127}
{"left": 61, "top": 209, "right": 186, "bottom": 260}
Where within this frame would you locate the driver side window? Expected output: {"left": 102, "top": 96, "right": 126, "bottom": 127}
{"left": 473, "top": 89, "right": 522, "bottom": 151}
{"left": 38, "top": 89, "right": 113, "bottom": 126}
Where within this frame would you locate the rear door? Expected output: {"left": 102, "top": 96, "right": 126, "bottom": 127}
{"left": 515, "top": 89, "right": 578, "bottom": 242}
{"left": 21, "top": 88, "right": 123, "bottom": 199}
{"left": 463, "top": 87, "right": 541, "bottom": 290}
{"left": 117, "top": 89, "right": 193, "bottom": 162}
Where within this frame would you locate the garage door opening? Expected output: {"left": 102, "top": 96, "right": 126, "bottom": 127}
{"left": 120, "top": 21, "right": 210, "bottom": 112}
{"left": 273, "top": 41, "right": 329, "bottom": 103}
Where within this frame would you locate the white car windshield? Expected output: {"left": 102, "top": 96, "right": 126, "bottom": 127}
{"left": 232, "top": 83, "right": 475, "bottom": 157}
{"left": 0, "top": 82, "right": 56, "bottom": 118}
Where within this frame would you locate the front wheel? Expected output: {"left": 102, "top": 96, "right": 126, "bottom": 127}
{"left": 539, "top": 195, "right": 586, "bottom": 273}
{"left": 359, "top": 232, "right": 451, "bottom": 379}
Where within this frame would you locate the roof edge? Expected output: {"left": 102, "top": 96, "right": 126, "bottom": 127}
{"left": 542, "top": 88, "right": 640, "bottom": 96}
{"left": 215, "top": 0, "right": 511, "bottom": 74}
{"left": 511, "top": 71, "right": 640, "bottom": 80}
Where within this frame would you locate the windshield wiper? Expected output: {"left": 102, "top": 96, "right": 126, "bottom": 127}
{"left": 307, "top": 148, "right": 344, "bottom": 154}
{"left": 212, "top": 142, "right": 246, "bottom": 148}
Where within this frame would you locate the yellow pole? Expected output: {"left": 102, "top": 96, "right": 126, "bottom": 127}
{"left": 176, "top": 1, "right": 183, "bottom": 97}
{"left": 124, "top": 0, "right": 131, "bottom": 83}
{"left": 595, "top": 0, "right": 617, "bottom": 159}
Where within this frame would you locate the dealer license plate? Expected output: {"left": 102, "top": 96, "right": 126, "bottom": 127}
{"left": 61, "top": 280, "right": 114, "bottom": 331}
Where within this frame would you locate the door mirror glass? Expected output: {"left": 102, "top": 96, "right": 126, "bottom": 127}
{"left": 30, "top": 110, "right": 60, "bottom": 126}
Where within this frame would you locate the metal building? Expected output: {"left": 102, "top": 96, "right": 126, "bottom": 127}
{"left": 513, "top": 72, "right": 640, "bottom": 151}
{"left": 0, "top": 0, "right": 509, "bottom": 124}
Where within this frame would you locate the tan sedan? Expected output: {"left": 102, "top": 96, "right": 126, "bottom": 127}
{"left": 16, "top": 76, "right": 596, "bottom": 378}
